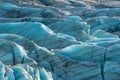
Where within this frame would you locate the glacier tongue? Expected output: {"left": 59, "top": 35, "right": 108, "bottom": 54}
{"left": 0, "top": 0, "right": 120, "bottom": 80}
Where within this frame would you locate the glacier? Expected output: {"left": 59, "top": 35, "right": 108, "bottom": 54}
{"left": 0, "top": 0, "right": 119, "bottom": 80}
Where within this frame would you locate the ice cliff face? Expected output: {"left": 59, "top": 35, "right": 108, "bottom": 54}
{"left": 0, "top": 0, "right": 120, "bottom": 80}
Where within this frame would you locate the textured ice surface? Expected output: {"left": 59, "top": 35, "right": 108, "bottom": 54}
{"left": 53, "top": 44, "right": 105, "bottom": 61}
{"left": 0, "top": 22, "right": 80, "bottom": 49}
{"left": 92, "top": 30, "right": 119, "bottom": 38}
{"left": 0, "top": 0, "right": 120, "bottom": 80}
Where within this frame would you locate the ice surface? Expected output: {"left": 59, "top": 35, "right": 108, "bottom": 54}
{"left": 53, "top": 44, "right": 105, "bottom": 61}
{"left": 0, "top": 22, "right": 80, "bottom": 49}
{"left": 92, "top": 30, "right": 119, "bottom": 38}
{"left": 0, "top": 0, "right": 120, "bottom": 80}
{"left": 64, "top": 16, "right": 82, "bottom": 22}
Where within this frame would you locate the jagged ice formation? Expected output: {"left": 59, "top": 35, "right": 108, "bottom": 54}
{"left": 0, "top": 0, "right": 119, "bottom": 80}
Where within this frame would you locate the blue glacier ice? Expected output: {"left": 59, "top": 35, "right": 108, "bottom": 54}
{"left": 0, "top": 0, "right": 120, "bottom": 80}
{"left": 0, "top": 62, "right": 5, "bottom": 80}
{"left": 64, "top": 16, "right": 82, "bottom": 22}
{"left": 86, "top": 16, "right": 120, "bottom": 34}
{"left": 92, "top": 30, "right": 119, "bottom": 38}
{"left": 0, "top": 61, "right": 55, "bottom": 80}
{"left": 0, "top": 17, "right": 94, "bottom": 41}
{"left": 53, "top": 44, "right": 105, "bottom": 61}
{"left": 0, "top": 22, "right": 80, "bottom": 49}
